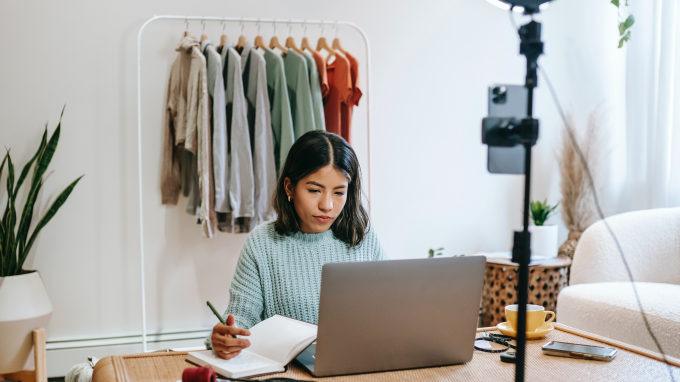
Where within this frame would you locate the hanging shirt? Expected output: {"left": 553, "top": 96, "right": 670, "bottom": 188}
{"left": 216, "top": 42, "right": 255, "bottom": 233}
{"left": 341, "top": 51, "right": 363, "bottom": 145}
{"left": 282, "top": 50, "right": 316, "bottom": 139}
{"left": 161, "top": 36, "right": 196, "bottom": 205}
{"left": 303, "top": 52, "right": 326, "bottom": 132}
{"left": 161, "top": 35, "right": 216, "bottom": 238}
{"left": 240, "top": 43, "right": 277, "bottom": 229}
{"left": 323, "top": 53, "right": 353, "bottom": 139}
{"left": 201, "top": 40, "right": 228, "bottom": 214}
{"left": 264, "top": 48, "right": 295, "bottom": 174}
{"left": 311, "top": 50, "right": 329, "bottom": 98}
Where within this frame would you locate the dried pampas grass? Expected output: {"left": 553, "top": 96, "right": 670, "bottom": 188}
{"left": 558, "top": 108, "right": 605, "bottom": 233}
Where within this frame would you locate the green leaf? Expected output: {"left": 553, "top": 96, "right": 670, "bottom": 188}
{"left": 611, "top": 0, "right": 619, "bottom": 7}
{"left": 0, "top": 152, "right": 7, "bottom": 185}
{"left": 13, "top": 128, "right": 46, "bottom": 201}
{"left": 0, "top": 152, "right": 7, "bottom": 253}
{"left": 530, "top": 199, "right": 559, "bottom": 226}
{"left": 624, "top": 15, "right": 635, "bottom": 29}
{"left": 16, "top": 175, "right": 83, "bottom": 274}
{"left": 618, "top": 30, "right": 631, "bottom": 48}
{"left": 619, "top": 15, "right": 635, "bottom": 36}
{"left": 15, "top": 128, "right": 49, "bottom": 256}
{"left": 16, "top": 123, "right": 60, "bottom": 257}
{"left": 31, "top": 120, "right": 60, "bottom": 188}
{"left": 3, "top": 154, "right": 16, "bottom": 276}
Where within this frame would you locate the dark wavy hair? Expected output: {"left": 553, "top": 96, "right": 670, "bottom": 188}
{"left": 272, "top": 131, "right": 369, "bottom": 247}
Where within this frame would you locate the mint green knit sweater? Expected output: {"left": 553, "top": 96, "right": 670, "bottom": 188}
{"left": 206, "top": 221, "right": 387, "bottom": 348}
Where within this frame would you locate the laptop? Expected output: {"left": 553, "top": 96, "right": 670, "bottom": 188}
{"left": 295, "top": 256, "right": 486, "bottom": 377}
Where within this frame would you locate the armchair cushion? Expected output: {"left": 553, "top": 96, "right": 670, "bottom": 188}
{"left": 570, "top": 207, "right": 680, "bottom": 286}
{"left": 557, "top": 282, "right": 680, "bottom": 358}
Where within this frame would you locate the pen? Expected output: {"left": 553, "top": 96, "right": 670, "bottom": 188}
{"left": 207, "top": 300, "right": 240, "bottom": 339}
{"left": 207, "top": 301, "right": 227, "bottom": 325}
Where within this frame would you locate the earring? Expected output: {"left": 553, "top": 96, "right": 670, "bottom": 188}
{"left": 288, "top": 195, "right": 292, "bottom": 202}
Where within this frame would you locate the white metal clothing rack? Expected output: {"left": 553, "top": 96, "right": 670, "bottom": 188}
{"left": 136, "top": 15, "right": 372, "bottom": 352}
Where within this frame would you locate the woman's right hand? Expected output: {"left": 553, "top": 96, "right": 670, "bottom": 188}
{"left": 211, "top": 314, "right": 251, "bottom": 360}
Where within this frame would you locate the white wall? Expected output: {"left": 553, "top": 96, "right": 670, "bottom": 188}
{"left": 0, "top": 0, "right": 626, "bottom": 375}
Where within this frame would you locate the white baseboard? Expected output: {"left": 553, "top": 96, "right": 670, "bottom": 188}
{"left": 46, "top": 329, "right": 211, "bottom": 377}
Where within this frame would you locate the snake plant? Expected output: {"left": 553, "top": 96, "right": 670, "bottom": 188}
{"left": 1, "top": 107, "right": 83, "bottom": 277}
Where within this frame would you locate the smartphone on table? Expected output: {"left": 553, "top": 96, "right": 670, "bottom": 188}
{"left": 542, "top": 341, "right": 618, "bottom": 362}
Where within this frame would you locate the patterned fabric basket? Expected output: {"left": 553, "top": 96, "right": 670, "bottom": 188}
{"left": 481, "top": 258, "right": 570, "bottom": 327}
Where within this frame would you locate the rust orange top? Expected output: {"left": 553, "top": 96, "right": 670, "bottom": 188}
{"left": 323, "top": 53, "right": 353, "bottom": 139}
{"left": 342, "top": 51, "right": 362, "bottom": 144}
{"left": 311, "top": 50, "right": 329, "bottom": 98}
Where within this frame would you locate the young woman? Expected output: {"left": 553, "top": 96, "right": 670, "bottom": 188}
{"left": 208, "top": 131, "right": 388, "bottom": 359}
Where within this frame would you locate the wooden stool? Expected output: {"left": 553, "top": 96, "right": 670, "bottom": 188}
{"left": 0, "top": 329, "right": 47, "bottom": 382}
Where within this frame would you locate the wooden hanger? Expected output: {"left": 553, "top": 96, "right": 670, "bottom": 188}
{"left": 218, "top": 20, "right": 228, "bottom": 50}
{"left": 269, "top": 23, "right": 288, "bottom": 54}
{"left": 332, "top": 38, "right": 347, "bottom": 55}
{"left": 254, "top": 20, "right": 266, "bottom": 51}
{"left": 316, "top": 36, "right": 336, "bottom": 57}
{"left": 316, "top": 23, "right": 336, "bottom": 58}
{"left": 331, "top": 22, "right": 347, "bottom": 54}
{"left": 300, "top": 22, "right": 317, "bottom": 53}
{"left": 236, "top": 19, "right": 247, "bottom": 50}
{"left": 285, "top": 22, "right": 304, "bottom": 54}
{"left": 200, "top": 19, "right": 208, "bottom": 42}
{"left": 184, "top": 18, "right": 191, "bottom": 37}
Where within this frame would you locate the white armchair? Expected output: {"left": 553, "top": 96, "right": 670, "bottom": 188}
{"left": 557, "top": 208, "right": 680, "bottom": 358}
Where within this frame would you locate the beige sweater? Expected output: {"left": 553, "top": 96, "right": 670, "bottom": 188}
{"left": 161, "top": 35, "right": 216, "bottom": 237}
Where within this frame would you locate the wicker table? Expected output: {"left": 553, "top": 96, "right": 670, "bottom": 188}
{"left": 92, "top": 324, "right": 680, "bottom": 382}
{"left": 481, "top": 256, "right": 571, "bottom": 327}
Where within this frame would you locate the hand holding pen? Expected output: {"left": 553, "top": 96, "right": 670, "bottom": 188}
{"left": 207, "top": 301, "right": 251, "bottom": 360}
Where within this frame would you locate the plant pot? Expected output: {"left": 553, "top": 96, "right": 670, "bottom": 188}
{"left": 528, "top": 225, "right": 558, "bottom": 259}
{"left": 0, "top": 270, "right": 52, "bottom": 374}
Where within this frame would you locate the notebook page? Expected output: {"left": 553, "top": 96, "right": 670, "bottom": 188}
{"left": 247, "top": 315, "right": 318, "bottom": 365}
{"left": 214, "top": 351, "right": 278, "bottom": 375}
{"left": 188, "top": 350, "right": 280, "bottom": 378}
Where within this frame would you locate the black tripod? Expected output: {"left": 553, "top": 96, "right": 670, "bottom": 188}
{"left": 512, "top": 18, "right": 543, "bottom": 382}
{"left": 481, "top": 14, "right": 544, "bottom": 382}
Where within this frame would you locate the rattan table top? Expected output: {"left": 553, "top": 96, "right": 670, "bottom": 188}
{"left": 93, "top": 324, "right": 680, "bottom": 382}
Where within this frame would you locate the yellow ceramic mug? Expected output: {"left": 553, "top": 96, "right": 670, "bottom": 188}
{"left": 505, "top": 304, "right": 555, "bottom": 332}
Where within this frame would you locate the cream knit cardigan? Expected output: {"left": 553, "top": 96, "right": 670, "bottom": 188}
{"left": 161, "top": 35, "right": 216, "bottom": 237}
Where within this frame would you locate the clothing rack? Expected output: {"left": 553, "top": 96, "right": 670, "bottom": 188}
{"left": 136, "top": 15, "right": 373, "bottom": 352}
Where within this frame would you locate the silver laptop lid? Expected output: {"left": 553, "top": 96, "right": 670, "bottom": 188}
{"left": 313, "top": 256, "right": 486, "bottom": 377}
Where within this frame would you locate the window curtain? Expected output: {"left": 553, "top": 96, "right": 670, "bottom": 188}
{"left": 624, "top": 0, "right": 680, "bottom": 210}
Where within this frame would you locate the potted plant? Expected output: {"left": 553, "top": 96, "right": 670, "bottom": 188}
{"left": 427, "top": 248, "right": 465, "bottom": 258}
{"left": 0, "top": 111, "right": 82, "bottom": 374}
{"left": 528, "top": 199, "right": 559, "bottom": 259}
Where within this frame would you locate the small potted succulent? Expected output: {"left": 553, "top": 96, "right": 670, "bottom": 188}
{"left": 0, "top": 110, "right": 82, "bottom": 374}
{"left": 528, "top": 199, "right": 559, "bottom": 259}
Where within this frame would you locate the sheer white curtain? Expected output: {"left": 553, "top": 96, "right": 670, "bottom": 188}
{"left": 624, "top": 0, "right": 680, "bottom": 210}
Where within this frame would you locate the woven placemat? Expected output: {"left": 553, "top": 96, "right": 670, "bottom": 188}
{"left": 120, "top": 327, "right": 680, "bottom": 382}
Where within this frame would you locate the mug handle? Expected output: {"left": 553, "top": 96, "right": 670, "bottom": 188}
{"left": 544, "top": 311, "right": 556, "bottom": 324}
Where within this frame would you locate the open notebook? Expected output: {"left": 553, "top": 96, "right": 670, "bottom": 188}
{"left": 187, "top": 315, "right": 318, "bottom": 379}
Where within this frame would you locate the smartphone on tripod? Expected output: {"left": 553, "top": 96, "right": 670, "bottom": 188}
{"left": 487, "top": 85, "right": 528, "bottom": 174}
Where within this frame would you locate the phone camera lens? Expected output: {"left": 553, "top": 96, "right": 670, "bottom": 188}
{"left": 492, "top": 86, "right": 508, "bottom": 104}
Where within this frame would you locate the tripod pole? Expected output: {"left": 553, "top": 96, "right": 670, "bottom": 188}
{"left": 515, "top": 140, "right": 532, "bottom": 381}
{"left": 513, "top": 19, "right": 542, "bottom": 382}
